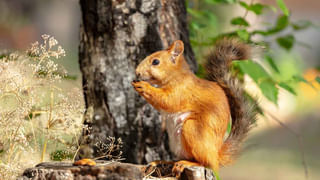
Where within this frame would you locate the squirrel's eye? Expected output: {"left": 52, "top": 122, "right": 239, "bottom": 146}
{"left": 152, "top": 59, "right": 160, "bottom": 65}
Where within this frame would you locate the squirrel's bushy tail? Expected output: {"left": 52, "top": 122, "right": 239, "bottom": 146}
{"left": 205, "top": 38, "right": 257, "bottom": 166}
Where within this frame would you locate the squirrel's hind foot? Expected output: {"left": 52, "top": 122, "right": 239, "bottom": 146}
{"left": 73, "top": 158, "right": 96, "bottom": 166}
{"left": 172, "top": 160, "right": 201, "bottom": 178}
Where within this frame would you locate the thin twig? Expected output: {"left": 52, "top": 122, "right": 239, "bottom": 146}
{"left": 143, "top": 166, "right": 157, "bottom": 179}
{"left": 265, "top": 110, "right": 308, "bottom": 180}
{"left": 41, "top": 89, "right": 54, "bottom": 162}
{"left": 242, "top": 0, "right": 254, "bottom": 20}
{"left": 72, "top": 132, "right": 81, "bottom": 162}
{"left": 7, "top": 119, "right": 23, "bottom": 163}
{"left": 28, "top": 112, "right": 38, "bottom": 153}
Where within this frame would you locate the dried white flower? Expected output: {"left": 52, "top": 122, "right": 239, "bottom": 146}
{"left": 41, "top": 34, "right": 50, "bottom": 40}
{"left": 48, "top": 37, "right": 58, "bottom": 49}
{"left": 57, "top": 46, "right": 66, "bottom": 57}
{"left": 0, "top": 34, "right": 85, "bottom": 179}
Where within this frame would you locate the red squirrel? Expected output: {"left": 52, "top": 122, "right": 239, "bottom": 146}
{"left": 132, "top": 38, "right": 256, "bottom": 175}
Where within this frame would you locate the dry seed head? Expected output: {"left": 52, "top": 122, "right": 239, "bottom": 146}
{"left": 0, "top": 34, "right": 85, "bottom": 179}
{"left": 48, "top": 37, "right": 58, "bottom": 49}
{"left": 41, "top": 34, "right": 50, "bottom": 40}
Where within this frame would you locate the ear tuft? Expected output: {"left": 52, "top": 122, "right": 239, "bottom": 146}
{"left": 168, "top": 40, "right": 184, "bottom": 63}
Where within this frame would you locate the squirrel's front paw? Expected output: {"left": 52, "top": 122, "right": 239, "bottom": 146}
{"left": 132, "top": 80, "right": 151, "bottom": 97}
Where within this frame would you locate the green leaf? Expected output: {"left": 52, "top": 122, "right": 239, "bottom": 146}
{"left": 270, "top": 15, "right": 290, "bottom": 33}
{"left": 225, "top": 0, "right": 237, "bottom": 3}
{"left": 291, "top": 20, "right": 313, "bottom": 31}
{"left": 276, "top": 0, "right": 289, "bottom": 16}
{"left": 196, "top": 64, "right": 206, "bottom": 78}
{"left": 316, "top": 76, "right": 320, "bottom": 84}
{"left": 292, "top": 75, "right": 316, "bottom": 89}
{"left": 267, "top": 5, "right": 278, "bottom": 13}
{"left": 239, "top": 1, "right": 265, "bottom": 15}
{"left": 278, "top": 82, "right": 297, "bottom": 95}
{"left": 276, "top": 34, "right": 295, "bottom": 51}
{"left": 250, "top": 3, "right": 265, "bottom": 15}
{"left": 190, "top": 21, "right": 206, "bottom": 30}
{"left": 205, "top": 11, "right": 219, "bottom": 26}
{"left": 233, "top": 60, "right": 270, "bottom": 83}
{"left": 187, "top": 8, "right": 204, "bottom": 19}
{"left": 292, "top": 75, "right": 308, "bottom": 83}
{"left": 0, "top": 55, "right": 7, "bottom": 59}
{"left": 231, "top": 17, "right": 249, "bottom": 27}
{"left": 239, "top": 1, "right": 249, "bottom": 9}
{"left": 227, "top": 120, "right": 232, "bottom": 134}
{"left": 233, "top": 60, "right": 278, "bottom": 103}
{"left": 265, "top": 55, "right": 280, "bottom": 73}
{"left": 187, "top": 9, "right": 218, "bottom": 29}
{"left": 259, "top": 80, "right": 279, "bottom": 104}
{"left": 253, "top": 15, "right": 289, "bottom": 36}
{"left": 237, "top": 29, "right": 250, "bottom": 41}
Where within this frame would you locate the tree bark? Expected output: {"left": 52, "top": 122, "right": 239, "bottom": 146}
{"left": 78, "top": 0, "right": 197, "bottom": 164}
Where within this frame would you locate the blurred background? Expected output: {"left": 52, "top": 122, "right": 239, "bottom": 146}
{"left": 0, "top": 0, "right": 319, "bottom": 179}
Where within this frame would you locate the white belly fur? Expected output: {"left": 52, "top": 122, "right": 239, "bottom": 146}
{"left": 161, "top": 112, "right": 192, "bottom": 160}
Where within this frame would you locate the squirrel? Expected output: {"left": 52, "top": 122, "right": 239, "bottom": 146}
{"left": 132, "top": 38, "right": 256, "bottom": 175}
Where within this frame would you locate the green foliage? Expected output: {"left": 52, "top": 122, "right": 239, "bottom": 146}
{"left": 50, "top": 150, "right": 73, "bottom": 161}
{"left": 278, "top": 82, "right": 296, "bottom": 95}
{"left": 239, "top": 1, "right": 265, "bottom": 15}
{"left": 265, "top": 55, "right": 280, "bottom": 73}
{"left": 227, "top": 120, "right": 232, "bottom": 134}
{"left": 291, "top": 20, "right": 313, "bottom": 31}
{"left": 236, "top": 29, "right": 250, "bottom": 41}
{"left": 253, "top": 15, "right": 289, "bottom": 36}
{"left": 292, "top": 75, "right": 309, "bottom": 84}
{"left": 233, "top": 60, "right": 279, "bottom": 103}
{"left": 195, "top": 64, "right": 206, "bottom": 78}
{"left": 231, "top": 17, "right": 250, "bottom": 27}
{"left": 259, "top": 81, "right": 278, "bottom": 104}
{"left": 233, "top": 60, "right": 270, "bottom": 83}
{"left": 187, "top": 0, "right": 318, "bottom": 106}
{"left": 316, "top": 77, "right": 320, "bottom": 84}
{"left": 276, "top": 0, "right": 290, "bottom": 16}
{"left": 276, "top": 34, "right": 295, "bottom": 51}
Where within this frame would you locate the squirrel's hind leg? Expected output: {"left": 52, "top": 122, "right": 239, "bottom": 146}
{"left": 181, "top": 117, "right": 221, "bottom": 171}
{"left": 172, "top": 160, "right": 202, "bottom": 177}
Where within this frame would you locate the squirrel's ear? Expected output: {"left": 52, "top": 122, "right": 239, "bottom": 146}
{"left": 168, "top": 40, "right": 184, "bottom": 64}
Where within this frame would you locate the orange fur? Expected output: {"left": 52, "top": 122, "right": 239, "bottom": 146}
{"left": 132, "top": 40, "right": 231, "bottom": 171}
{"left": 73, "top": 158, "right": 96, "bottom": 166}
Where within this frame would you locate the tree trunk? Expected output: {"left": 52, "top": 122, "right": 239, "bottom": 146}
{"left": 78, "top": 0, "right": 197, "bottom": 164}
